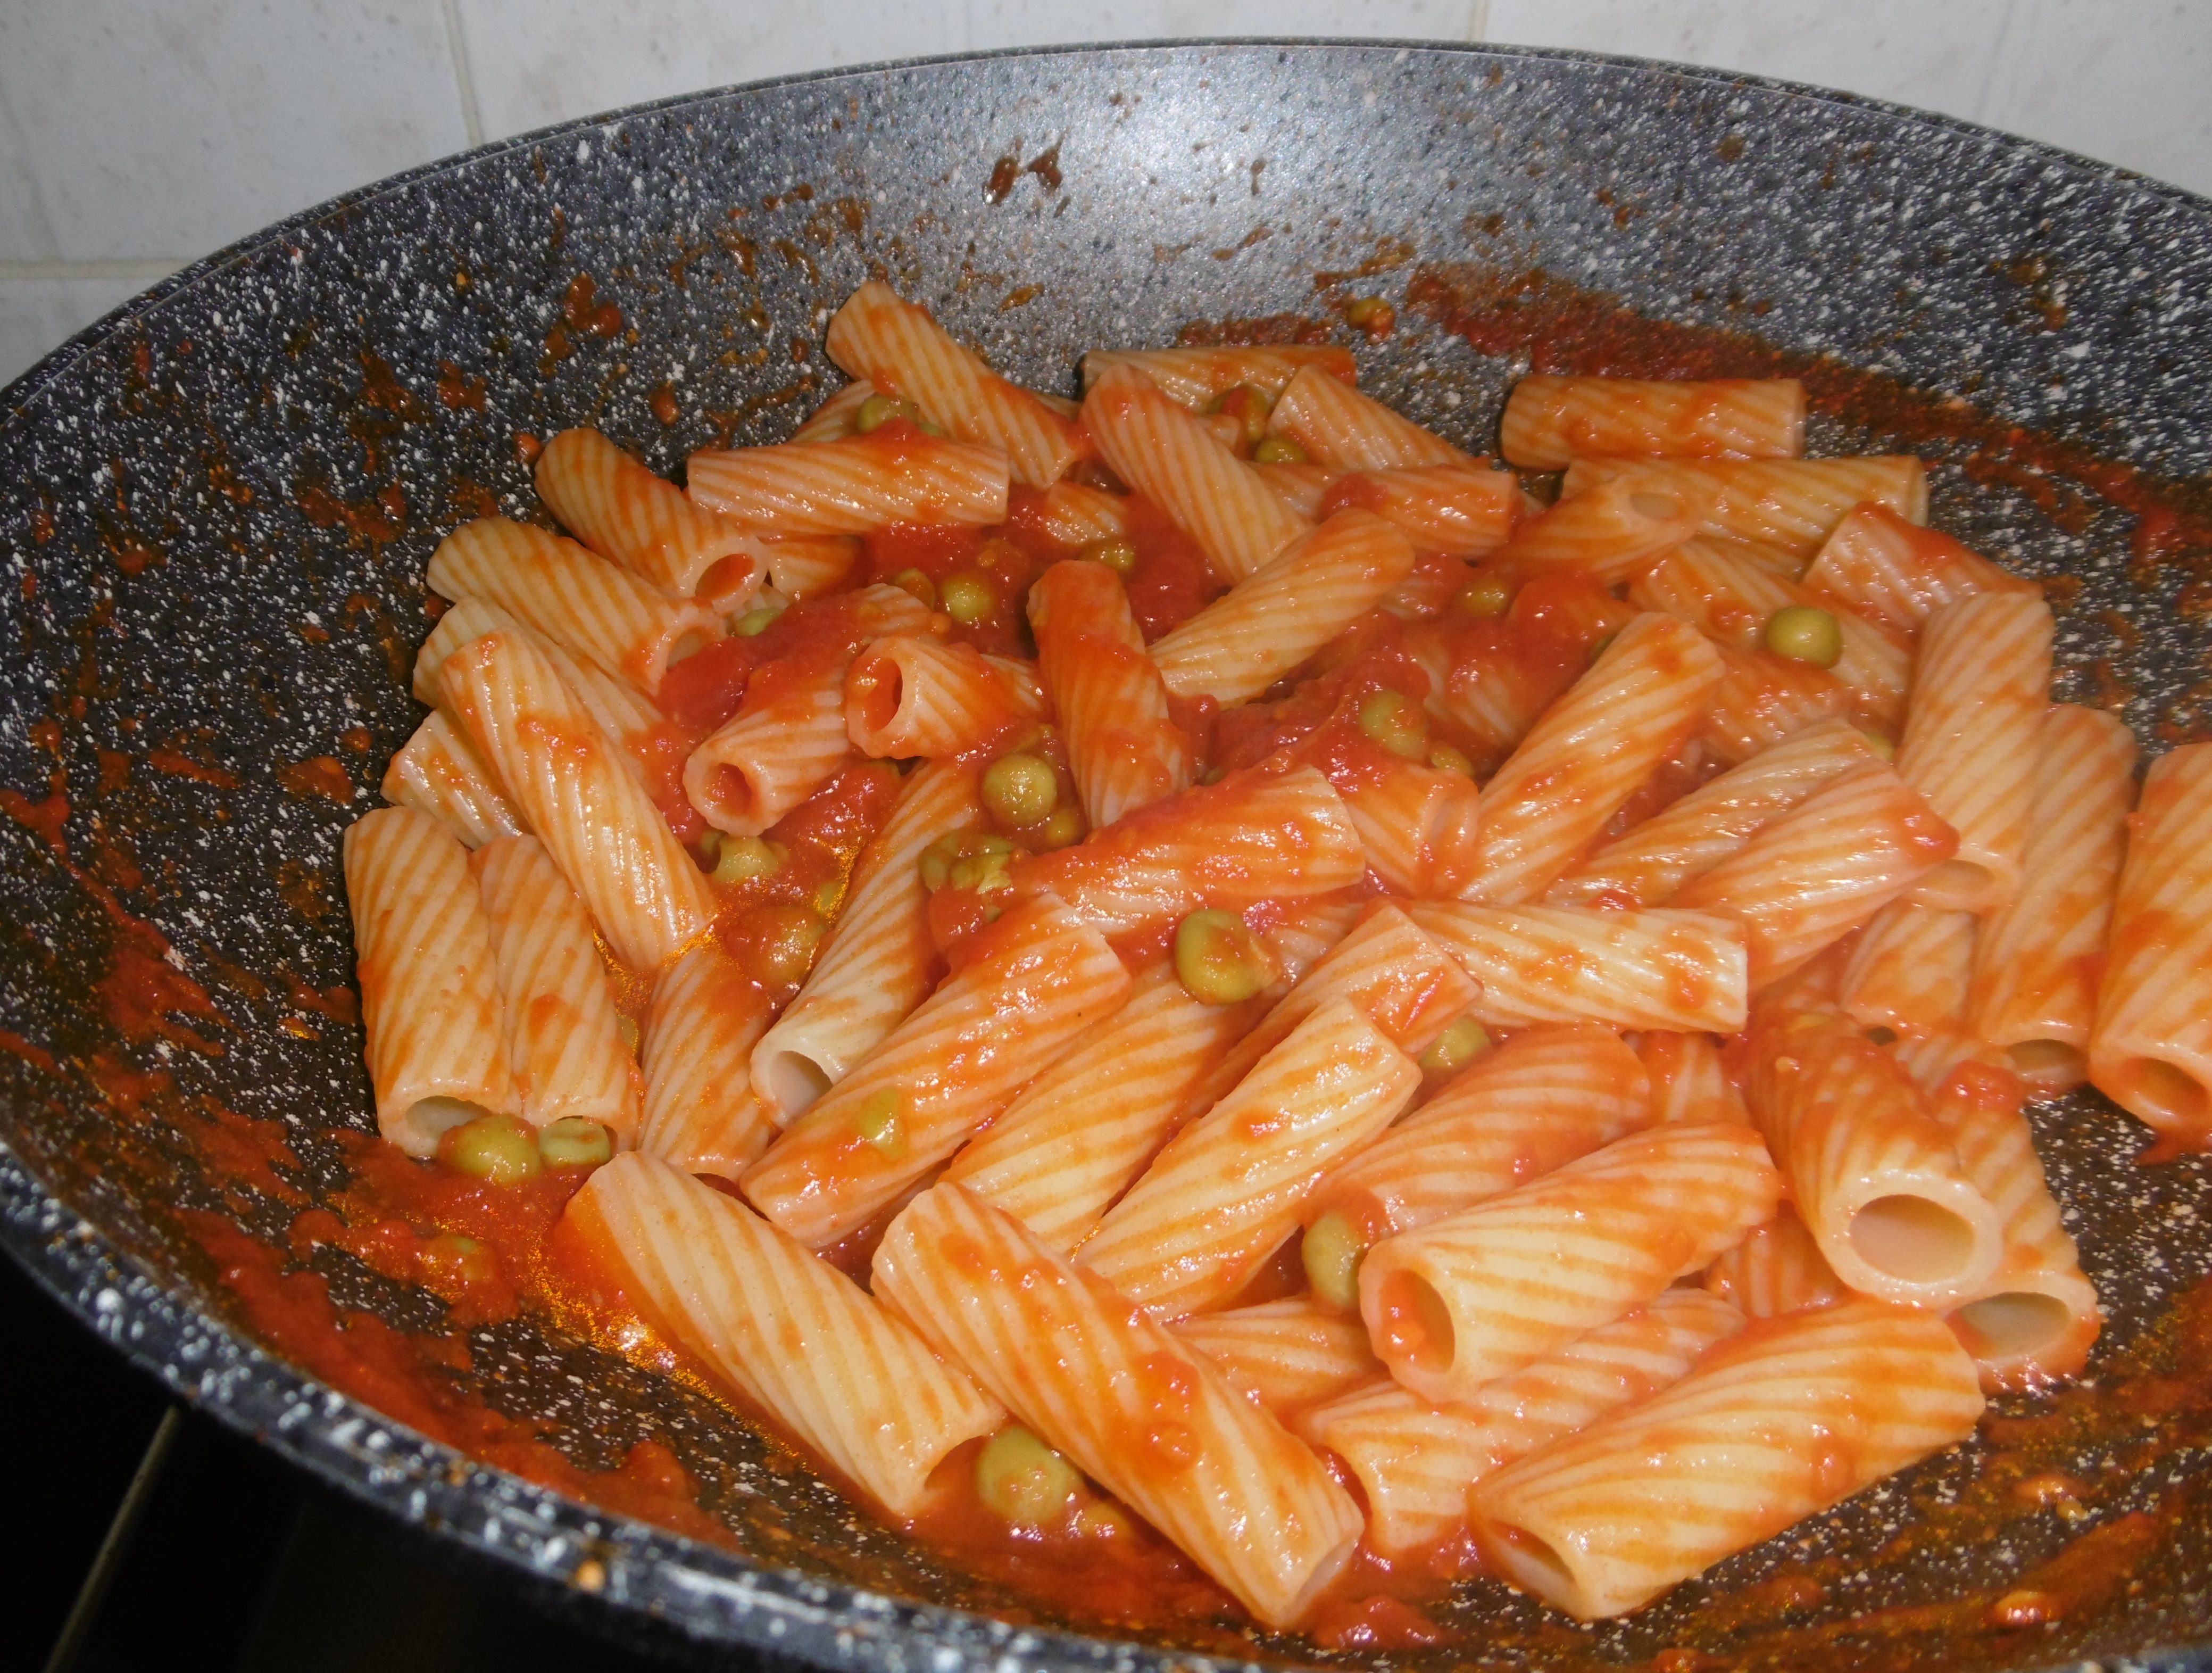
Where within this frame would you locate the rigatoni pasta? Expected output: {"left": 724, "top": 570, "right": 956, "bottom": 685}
{"left": 337, "top": 298, "right": 2147, "bottom": 1636}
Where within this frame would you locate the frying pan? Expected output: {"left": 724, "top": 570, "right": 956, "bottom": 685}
{"left": 3, "top": 39, "right": 2210, "bottom": 1673}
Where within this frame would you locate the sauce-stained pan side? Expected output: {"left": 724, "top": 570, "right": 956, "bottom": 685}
{"left": 3, "top": 39, "right": 2211, "bottom": 1673}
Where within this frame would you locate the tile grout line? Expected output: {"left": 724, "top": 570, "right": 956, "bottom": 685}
{"left": 1465, "top": 0, "right": 1491, "bottom": 43}
{"left": 440, "top": 0, "right": 486, "bottom": 149}
{"left": 0, "top": 260, "right": 187, "bottom": 281}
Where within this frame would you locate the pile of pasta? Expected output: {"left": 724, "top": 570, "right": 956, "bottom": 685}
{"left": 343, "top": 280, "right": 2212, "bottom": 1631}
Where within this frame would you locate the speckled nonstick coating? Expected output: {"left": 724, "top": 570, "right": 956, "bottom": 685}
{"left": 2, "top": 40, "right": 2210, "bottom": 1673}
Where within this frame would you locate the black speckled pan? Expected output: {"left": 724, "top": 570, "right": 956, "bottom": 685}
{"left": 3, "top": 40, "right": 2210, "bottom": 1673}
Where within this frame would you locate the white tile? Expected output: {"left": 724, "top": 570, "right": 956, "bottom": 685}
{"left": 1981, "top": 0, "right": 2212, "bottom": 197}
{"left": 452, "top": 1, "right": 966, "bottom": 142}
{"left": 963, "top": 0, "right": 1483, "bottom": 49}
{"left": 0, "top": 90, "right": 60, "bottom": 266}
{"left": 0, "top": 1, "right": 470, "bottom": 264}
{"left": 0, "top": 276, "right": 155, "bottom": 387}
{"left": 1484, "top": 0, "right": 2016, "bottom": 126}
{"left": 456, "top": 0, "right": 1484, "bottom": 142}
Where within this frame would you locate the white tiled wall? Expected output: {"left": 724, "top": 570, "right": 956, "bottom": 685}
{"left": 2, "top": 0, "right": 2206, "bottom": 383}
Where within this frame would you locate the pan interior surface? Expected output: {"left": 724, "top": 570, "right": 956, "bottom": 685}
{"left": 3, "top": 40, "right": 2212, "bottom": 1673}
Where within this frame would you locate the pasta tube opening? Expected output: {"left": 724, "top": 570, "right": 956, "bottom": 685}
{"left": 1485, "top": 1523, "right": 1581, "bottom": 1612}
{"left": 2003, "top": 1039, "right": 2086, "bottom": 1089}
{"left": 1373, "top": 1270, "right": 1457, "bottom": 1375}
{"left": 1847, "top": 1191, "right": 1983, "bottom": 1286}
{"left": 845, "top": 652, "right": 907, "bottom": 743}
{"left": 1949, "top": 1290, "right": 2076, "bottom": 1362}
{"left": 2098, "top": 1055, "right": 2207, "bottom": 1133}
{"left": 757, "top": 1045, "right": 835, "bottom": 1121}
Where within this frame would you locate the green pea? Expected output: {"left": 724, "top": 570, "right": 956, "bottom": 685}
{"left": 813, "top": 875, "right": 845, "bottom": 915}
{"left": 856, "top": 393, "right": 923, "bottom": 434}
{"left": 749, "top": 905, "right": 827, "bottom": 988}
{"left": 1345, "top": 296, "right": 1397, "bottom": 336}
{"left": 735, "top": 602, "right": 785, "bottom": 637}
{"left": 538, "top": 1117, "right": 614, "bottom": 1168}
{"left": 1206, "top": 383, "right": 1275, "bottom": 446}
{"left": 1859, "top": 729, "right": 1896, "bottom": 761}
{"left": 941, "top": 573, "right": 994, "bottom": 625}
{"left": 1082, "top": 537, "right": 1138, "bottom": 576}
{"left": 1173, "top": 908, "right": 1275, "bottom": 1005}
{"left": 711, "top": 833, "right": 785, "bottom": 886}
{"left": 1252, "top": 435, "right": 1308, "bottom": 466}
{"left": 1302, "top": 1211, "right": 1367, "bottom": 1311}
{"left": 1589, "top": 632, "right": 1618, "bottom": 662}
{"left": 947, "top": 848, "right": 1014, "bottom": 894}
{"left": 440, "top": 1111, "right": 543, "bottom": 1184}
{"left": 977, "top": 1424, "right": 1082, "bottom": 1524}
{"left": 888, "top": 568, "right": 938, "bottom": 609}
{"left": 1452, "top": 573, "right": 1514, "bottom": 620}
{"left": 616, "top": 1014, "right": 641, "bottom": 1054}
{"left": 1035, "top": 804, "right": 1085, "bottom": 850}
{"left": 1765, "top": 604, "right": 1844, "bottom": 668}
{"left": 1428, "top": 743, "right": 1476, "bottom": 777}
{"left": 982, "top": 752, "right": 1059, "bottom": 828}
{"left": 1357, "top": 690, "right": 1429, "bottom": 761}
{"left": 1418, "top": 1014, "right": 1493, "bottom": 1077}
{"left": 919, "top": 833, "right": 962, "bottom": 892}
{"left": 854, "top": 1088, "right": 908, "bottom": 1158}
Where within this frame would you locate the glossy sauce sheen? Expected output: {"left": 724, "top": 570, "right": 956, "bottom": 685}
{"left": 43, "top": 317, "right": 2185, "bottom": 1655}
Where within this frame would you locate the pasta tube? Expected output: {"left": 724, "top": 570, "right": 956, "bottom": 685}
{"left": 687, "top": 430, "right": 1011, "bottom": 535}
{"left": 439, "top": 628, "right": 713, "bottom": 971}
{"left": 566, "top": 1154, "right": 1002, "bottom": 1517}
{"left": 1173, "top": 1296, "right": 1380, "bottom": 1419}
{"left": 1895, "top": 590, "right": 2053, "bottom": 913}
{"left": 1743, "top": 1005, "right": 2003, "bottom": 1305}
{"left": 874, "top": 1183, "right": 1362, "bottom": 1629}
{"left": 1303, "top": 1290, "right": 1743, "bottom": 1556}
{"left": 1551, "top": 717, "right": 1876, "bottom": 908}
{"left": 1080, "top": 998, "right": 1418, "bottom": 1318}
{"left": 1303, "top": 1022, "right": 1653, "bottom": 1247}
{"left": 826, "top": 281, "right": 1079, "bottom": 486}
{"left": 750, "top": 761, "right": 984, "bottom": 1124}
{"left": 1561, "top": 457, "right": 1927, "bottom": 562}
{"left": 1469, "top": 1301, "right": 1983, "bottom": 1620}
{"left": 1359, "top": 1122, "right": 1780, "bottom": 1401}
{"left": 470, "top": 835, "right": 642, "bottom": 1142}
{"left": 1080, "top": 344, "right": 1356, "bottom": 406}
{"left": 425, "top": 516, "right": 720, "bottom": 696}
{"left": 1266, "top": 363, "right": 1472, "bottom": 470}
{"left": 2090, "top": 741, "right": 2212, "bottom": 1155}
{"left": 1083, "top": 362, "right": 1311, "bottom": 583}
{"left": 844, "top": 635, "right": 1039, "bottom": 759}
{"left": 1147, "top": 510, "right": 1418, "bottom": 704}
{"left": 1703, "top": 1204, "right": 1846, "bottom": 1318}
{"left": 939, "top": 965, "right": 1260, "bottom": 1253}
{"left": 1029, "top": 559, "right": 1192, "bottom": 828}
{"left": 1672, "top": 760, "right": 1959, "bottom": 988}
{"left": 1802, "top": 501, "right": 2035, "bottom": 645}
{"left": 1500, "top": 375, "right": 1806, "bottom": 469}
{"left": 380, "top": 707, "right": 527, "bottom": 850}
{"left": 1468, "top": 613, "right": 1724, "bottom": 904}
{"left": 343, "top": 807, "right": 518, "bottom": 1155}
{"left": 534, "top": 426, "right": 762, "bottom": 607}
{"left": 1407, "top": 901, "right": 1749, "bottom": 1033}
{"left": 741, "top": 892, "right": 1130, "bottom": 1248}
{"left": 1971, "top": 704, "right": 2135, "bottom": 1093}
{"left": 637, "top": 941, "right": 775, "bottom": 1179}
